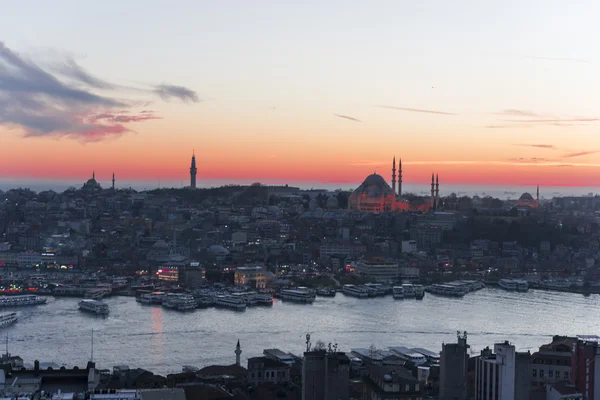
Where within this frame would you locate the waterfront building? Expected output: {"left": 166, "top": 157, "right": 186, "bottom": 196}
{"left": 440, "top": 332, "right": 469, "bottom": 400}
{"left": 302, "top": 349, "right": 350, "bottom": 400}
{"left": 401, "top": 240, "right": 417, "bottom": 254}
{"left": 473, "top": 342, "right": 531, "bottom": 400}
{"left": 234, "top": 266, "right": 267, "bottom": 289}
{"left": 362, "top": 365, "right": 422, "bottom": 399}
{"left": 531, "top": 336, "right": 576, "bottom": 385}
{"left": 354, "top": 258, "right": 398, "bottom": 283}
{"left": 516, "top": 186, "right": 540, "bottom": 209}
{"left": 247, "top": 357, "right": 291, "bottom": 386}
{"left": 572, "top": 336, "right": 600, "bottom": 400}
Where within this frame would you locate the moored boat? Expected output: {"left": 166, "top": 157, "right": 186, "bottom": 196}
{"left": 0, "top": 295, "right": 47, "bottom": 307}
{"left": 78, "top": 299, "right": 109, "bottom": 315}
{"left": 0, "top": 312, "right": 18, "bottom": 328}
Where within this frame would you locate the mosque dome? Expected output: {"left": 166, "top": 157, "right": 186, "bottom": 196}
{"left": 519, "top": 192, "right": 534, "bottom": 201}
{"left": 208, "top": 244, "right": 230, "bottom": 256}
{"left": 326, "top": 195, "right": 339, "bottom": 209}
{"left": 351, "top": 173, "right": 395, "bottom": 198}
{"left": 82, "top": 172, "right": 102, "bottom": 191}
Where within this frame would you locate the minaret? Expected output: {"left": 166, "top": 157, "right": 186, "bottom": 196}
{"left": 190, "top": 151, "right": 197, "bottom": 189}
{"left": 435, "top": 173, "right": 440, "bottom": 206}
{"left": 92, "top": 171, "right": 95, "bottom": 180}
{"left": 536, "top": 185, "right": 540, "bottom": 207}
{"left": 430, "top": 173, "right": 435, "bottom": 208}
{"left": 112, "top": 173, "right": 115, "bottom": 190}
{"left": 235, "top": 339, "right": 242, "bottom": 366}
{"left": 398, "top": 159, "right": 402, "bottom": 198}
{"left": 391, "top": 156, "right": 397, "bottom": 197}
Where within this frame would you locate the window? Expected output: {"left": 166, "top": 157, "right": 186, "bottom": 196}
{"left": 540, "top": 370, "right": 545, "bottom": 378}
{"left": 533, "top": 369, "right": 537, "bottom": 377}
{"left": 549, "top": 371, "right": 554, "bottom": 378}
{"left": 555, "top": 371, "right": 560, "bottom": 379}
{"left": 564, "top": 371, "right": 569, "bottom": 380}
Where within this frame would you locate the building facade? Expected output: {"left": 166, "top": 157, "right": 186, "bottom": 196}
{"left": 440, "top": 332, "right": 469, "bottom": 400}
{"left": 572, "top": 336, "right": 600, "bottom": 400}
{"left": 247, "top": 357, "right": 290, "bottom": 386}
{"left": 474, "top": 342, "right": 530, "bottom": 400}
{"left": 234, "top": 266, "right": 267, "bottom": 289}
{"left": 355, "top": 258, "right": 398, "bottom": 283}
{"left": 302, "top": 350, "right": 350, "bottom": 400}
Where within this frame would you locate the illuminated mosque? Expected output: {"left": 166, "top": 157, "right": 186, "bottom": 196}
{"left": 516, "top": 186, "right": 539, "bottom": 209}
{"left": 348, "top": 157, "right": 440, "bottom": 213}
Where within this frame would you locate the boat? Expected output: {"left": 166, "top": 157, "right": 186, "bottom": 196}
{"left": 280, "top": 288, "right": 316, "bottom": 303}
{"left": 0, "top": 295, "right": 47, "bottom": 307}
{"left": 316, "top": 288, "right": 336, "bottom": 297}
{"left": 78, "top": 299, "right": 109, "bottom": 315}
{"left": 425, "top": 283, "right": 466, "bottom": 297}
{"left": 413, "top": 285, "right": 425, "bottom": 300}
{"left": 498, "top": 279, "right": 528, "bottom": 292}
{"left": 402, "top": 284, "right": 416, "bottom": 298}
{"left": 214, "top": 295, "right": 247, "bottom": 310}
{"left": 341, "top": 285, "right": 369, "bottom": 298}
{"left": 253, "top": 293, "right": 274, "bottom": 305}
{"left": 364, "top": 283, "right": 387, "bottom": 297}
{"left": 197, "top": 296, "right": 214, "bottom": 308}
{"left": 0, "top": 313, "right": 18, "bottom": 328}
{"left": 163, "top": 294, "right": 197, "bottom": 311}
{"left": 392, "top": 286, "right": 404, "bottom": 300}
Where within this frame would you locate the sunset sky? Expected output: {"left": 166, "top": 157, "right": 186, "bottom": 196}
{"left": 1, "top": 1, "right": 600, "bottom": 189}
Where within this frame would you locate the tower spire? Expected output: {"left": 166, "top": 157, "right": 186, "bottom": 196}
{"left": 92, "top": 171, "right": 95, "bottom": 180}
{"left": 431, "top": 173, "right": 435, "bottom": 209}
{"left": 190, "top": 151, "right": 197, "bottom": 189}
{"left": 112, "top": 173, "right": 115, "bottom": 190}
{"left": 398, "top": 158, "right": 402, "bottom": 198}
{"left": 235, "top": 339, "right": 242, "bottom": 366}
{"left": 392, "top": 156, "right": 397, "bottom": 197}
{"left": 536, "top": 184, "right": 540, "bottom": 207}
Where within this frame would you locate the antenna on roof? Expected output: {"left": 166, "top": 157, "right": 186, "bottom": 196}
{"left": 91, "top": 329, "right": 94, "bottom": 362}
{"left": 5, "top": 333, "right": 8, "bottom": 356}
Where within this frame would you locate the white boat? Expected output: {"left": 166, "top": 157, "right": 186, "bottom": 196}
{"left": 0, "top": 313, "right": 18, "bottom": 328}
{"left": 364, "top": 283, "right": 387, "bottom": 297}
{"left": 162, "top": 294, "right": 197, "bottom": 311}
{"left": 342, "top": 285, "right": 369, "bottom": 298}
{"left": 316, "top": 288, "right": 336, "bottom": 297}
{"left": 0, "top": 295, "right": 47, "bottom": 307}
{"left": 214, "top": 295, "right": 247, "bottom": 310}
{"left": 498, "top": 279, "right": 518, "bottom": 291}
{"left": 515, "top": 280, "right": 529, "bottom": 291}
{"left": 392, "top": 286, "right": 404, "bottom": 299}
{"left": 425, "top": 283, "right": 466, "bottom": 297}
{"left": 78, "top": 299, "right": 109, "bottom": 315}
{"left": 402, "top": 284, "right": 416, "bottom": 298}
{"left": 280, "top": 288, "right": 316, "bottom": 303}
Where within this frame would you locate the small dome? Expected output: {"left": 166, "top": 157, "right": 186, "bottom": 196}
{"left": 152, "top": 240, "right": 169, "bottom": 249}
{"left": 208, "top": 244, "right": 229, "bottom": 256}
{"left": 327, "top": 196, "right": 339, "bottom": 208}
{"left": 350, "top": 173, "right": 394, "bottom": 198}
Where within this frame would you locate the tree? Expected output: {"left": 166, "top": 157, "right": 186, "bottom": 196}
{"left": 314, "top": 340, "right": 326, "bottom": 351}
{"left": 368, "top": 344, "right": 378, "bottom": 358}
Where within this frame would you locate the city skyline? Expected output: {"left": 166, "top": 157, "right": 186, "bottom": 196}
{"left": 2, "top": 1, "right": 600, "bottom": 187}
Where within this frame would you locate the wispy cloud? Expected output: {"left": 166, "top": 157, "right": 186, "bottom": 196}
{"left": 514, "top": 144, "right": 557, "bottom": 150}
{"left": 348, "top": 160, "right": 384, "bottom": 167}
{"left": 334, "top": 114, "right": 362, "bottom": 122}
{"left": 496, "top": 109, "right": 551, "bottom": 118}
{"left": 375, "top": 105, "right": 457, "bottom": 116}
{"left": 503, "top": 118, "right": 600, "bottom": 123}
{"left": 154, "top": 84, "right": 200, "bottom": 103}
{"left": 507, "top": 157, "right": 556, "bottom": 164}
{"left": 563, "top": 150, "right": 600, "bottom": 158}
{"left": 0, "top": 42, "right": 199, "bottom": 141}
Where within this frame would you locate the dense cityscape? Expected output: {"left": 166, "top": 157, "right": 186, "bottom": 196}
{"left": 0, "top": 155, "right": 598, "bottom": 399}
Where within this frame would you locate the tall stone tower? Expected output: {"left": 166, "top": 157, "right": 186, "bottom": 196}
{"left": 398, "top": 158, "right": 402, "bottom": 198}
{"left": 391, "top": 156, "right": 397, "bottom": 196}
{"left": 235, "top": 339, "right": 242, "bottom": 366}
{"left": 112, "top": 173, "right": 115, "bottom": 190}
{"left": 190, "top": 151, "right": 197, "bottom": 189}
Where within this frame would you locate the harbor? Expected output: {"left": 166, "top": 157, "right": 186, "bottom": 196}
{"left": 2, "top": 287, "right": 600, "bottom": 376}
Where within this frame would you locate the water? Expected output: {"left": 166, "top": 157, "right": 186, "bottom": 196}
{"left": 3, "top": 289, "right": 598, "bottom": 375}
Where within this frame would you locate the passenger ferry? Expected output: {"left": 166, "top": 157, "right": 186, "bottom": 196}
{"left": 402, "top": 284, "right": 416, "bottom": 298}
{"left": 162, "top": 294, "right": 197, "bottom": 311}
{"left": 425, "top": 284, "right": 466, "bottom": 297}
{"left": 78, "top": 299, "right": 109, "bottom": 315}
{"left": 0, "top": 295, "right": 47, "bottom": 307}
{"left": 499, "top": 279, "right": 529, "bottom": 292}
{"left": 0, "top": 313, "right": 18, "bottom": 328}
{"left": 364, "top": 283, "right": 388, "bottom": 297}
{"left": 341, "top": 284, "right": 369, "bottom": 298}
{"left": 214, "top": 295, "right": 247, "bottom": 310}
{"left": 253, "top": 293, "right": 274, "bottom": 305}
{"left": 413, "top": 285, "right": 425, "bottom": 300}
{"left": 316, "top": 288, "right": 336, "bottom": 297}
{"left": 392, "top": 286, "right": 404, "bottom": 299}
{"left": 280, "top": 288, "right": 316, "bottom": 303}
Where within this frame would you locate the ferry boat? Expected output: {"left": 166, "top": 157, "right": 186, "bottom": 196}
{"left": 0, "top": 313, "right": 18, "bottom": 328}
{"left": 392, "top": 286, "right": 404, "bottom": 300}
{"left": 413, "top": 285, "right": 425, "bottom": 299}
{"left": 163, "top": 294, "right": 197, "bottom": 311}
{"left": 425, "top": 284, "right": 466, "bottom": 297}
{"left": 214, "top": 295, "right": 247, "bottom": 310}
{"left": 341, "top": 284, "right": 369, "bottom": 298}
{"left": 316, "top": 288, "right": 336, "bottom": 297}
{"left": 364, "top": 283, "right": 387, "bottom": 297}
{"left": 197, "top": 296, "right": 214, "bottom": 308}
{"left": 78, "top": 299, "right": 109, "bottom": 315}
{"left": 0, "top": 295, "right": 47, "bottom": 307}
{"left": 280, "top": 288, "right": 316, "bottom": 303}
{"left": 402, "top": 284, "right": 416, "bottom": 298}
{"left": 253, "top": 293, "right": 274, "bottom": 305}
{"left": 498, "top": 279, "right": 528, "bottom": 292}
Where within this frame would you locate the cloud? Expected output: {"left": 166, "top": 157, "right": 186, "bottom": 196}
{"left": 562, "top": 150, "right": 600, "bottom": 158}
{"left": 507, "top": 157, "right": 556, "bottom": 164}
{"left": 348, "top": 160, "right": 383, "bottom": 167}
{"left": 514, "top": 144, "right": 557, "bottom": 150}
{"left": 496, "top": 109, "right": 551, "bottom": 118}
{"left": 334, "top": 114, "right": 362, "bottom": 122}
{"left": 154, "top": 84, "right": 200, "bottom": 103}
{"left": 0, "top": 42, "right": 198, "bottom": 141}
{"left": 503, "top": 118, "right": 600, "bottom": 123}
{"left": 375, "top": 105, "right": 457, "bottom": 116}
